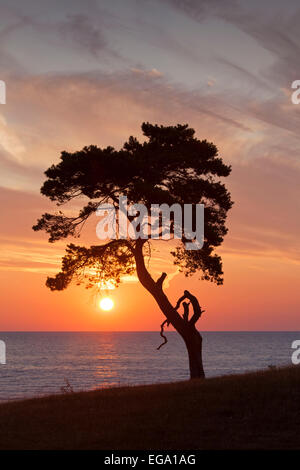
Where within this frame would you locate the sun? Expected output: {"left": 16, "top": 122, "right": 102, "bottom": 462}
{"left": 99, "top": 297, "right": 114, "bottom": 311}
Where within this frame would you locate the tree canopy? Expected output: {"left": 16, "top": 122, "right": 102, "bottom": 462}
{"left": 33, "top": 123, "right": 233, "bottom": 291}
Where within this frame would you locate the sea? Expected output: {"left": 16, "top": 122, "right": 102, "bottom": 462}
{"left": 0, "top": 331, "right": 298, "bottom": 402}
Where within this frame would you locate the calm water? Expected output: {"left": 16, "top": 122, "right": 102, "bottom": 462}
{"left": 0, "top": 331, "right": 298, "bottom": 402}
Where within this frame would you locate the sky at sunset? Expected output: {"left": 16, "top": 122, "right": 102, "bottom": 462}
{"left": 0, "top": 0, "right": 300, "bottom": 331}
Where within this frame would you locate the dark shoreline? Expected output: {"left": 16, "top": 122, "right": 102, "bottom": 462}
{"left": 0, "top": 365, "right": 299, "bottom": 450}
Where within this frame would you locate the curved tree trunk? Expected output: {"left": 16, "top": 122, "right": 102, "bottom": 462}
{"left": 183, "top": 327, "right": 205, "bottom": 379}
{"left": 134, "top": 240, "right": 205, "bottom": 380}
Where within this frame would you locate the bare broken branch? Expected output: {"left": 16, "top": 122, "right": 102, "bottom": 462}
{"left": 157, "top": 319, "right": 169, "bottom": 350}
{"left": 174, "top": 293, "right": 187, "bottom": 310}
{"left": 182, "top": 301, "right": 190, "bottom": 322}
{"left": 156, "top": 272, "right": 167, "bottom": 289}
{"left": 174, "top": 290, "right": 204, "bottom": 325}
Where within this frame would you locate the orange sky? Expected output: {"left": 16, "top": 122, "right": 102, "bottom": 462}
{"left": 0, "top": 1, "right": 300, "bottom": 330}
{"left": 0, "top": 183, "right": 299, "bottom": 331}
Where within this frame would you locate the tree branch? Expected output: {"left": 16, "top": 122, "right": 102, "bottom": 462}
{"left": 182, "top": 301, "right": 190, "bottom": 322}
{"left": 174, "top": 290, "right": 204, "bottom": 325}
{"left": 156, "top": 272, "right": 167, "bottom": 289}
{"left": 174, "top": 293, "right": 187, "bottom": 311}
{"left": 157, "top": 319, "right": 170, "bottom": 350}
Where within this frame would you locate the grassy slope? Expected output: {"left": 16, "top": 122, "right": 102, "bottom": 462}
{"left": 0, "top": 365, "right": 300, "bottom": 450}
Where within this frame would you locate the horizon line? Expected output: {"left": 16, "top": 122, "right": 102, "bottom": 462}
{"left": 1, "top": 330, "right": 300, "bottom": 333}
